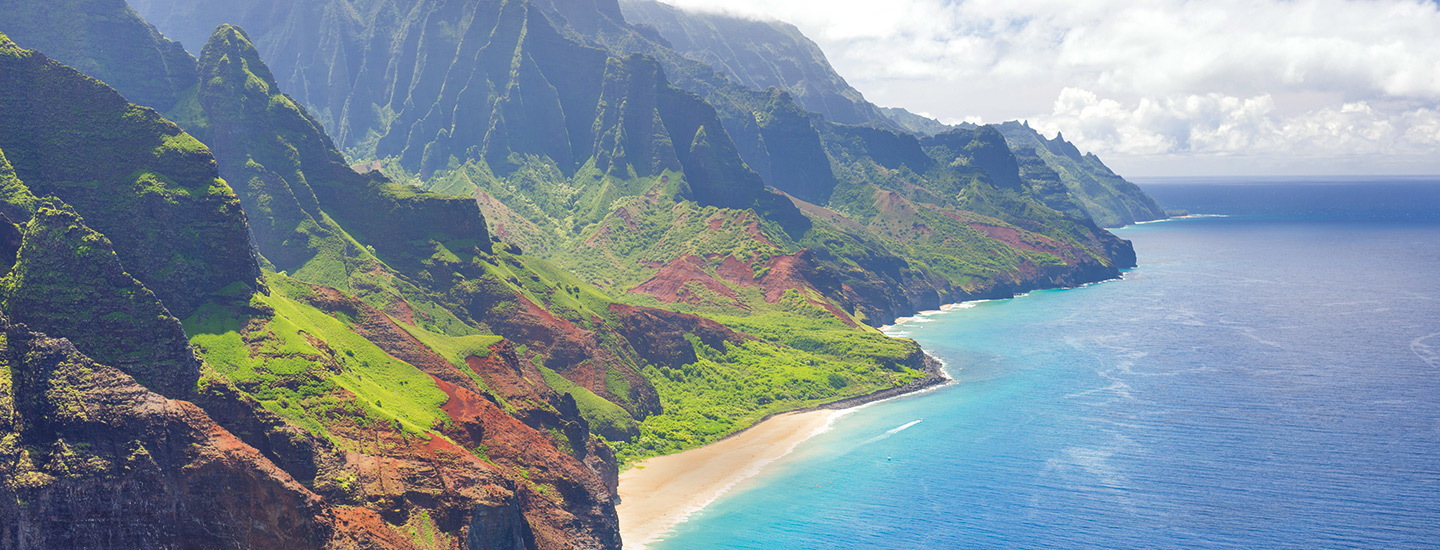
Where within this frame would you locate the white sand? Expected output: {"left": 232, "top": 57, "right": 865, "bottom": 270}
{"left": 617, "top": 410, "right": 840, "bottom": 549}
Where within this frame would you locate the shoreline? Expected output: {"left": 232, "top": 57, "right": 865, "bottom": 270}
{"left": 615, "top": 264, "right": 1131, "bottom": 548}
{"left": 616, "top": 353, "right": 950, "bottom": 549}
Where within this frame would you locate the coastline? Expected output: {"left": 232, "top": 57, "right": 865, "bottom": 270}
{"left": 615, "top": 252, "right": 1137, "bottom": 548}
{"left": 617, "top": 352, "right": 950, "bottom": 549}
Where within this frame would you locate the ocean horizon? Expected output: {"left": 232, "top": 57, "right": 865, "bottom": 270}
{"left": 647, "top": 178, "right": 1440, "bottom": 549}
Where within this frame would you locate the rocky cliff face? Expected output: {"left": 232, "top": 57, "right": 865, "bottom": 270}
{"left": 996, "top": 121, "right": 1167, "bottom": 227}
{"left": 0, "top": 0, "right": 199, "bottom": 116}
{"left": 0, "top": 30, "right": 628, "bottom": 548}
{"left": 0, "top": 33, "right": 261, "bottom": 317}
{"left": 618, "top": 0, "right": 893, "bottom": 128}
{"left": 0, "top": 314, "right": 337, "bottom": 549}
{"left": 1, "top": 201, "right": 202, "bottom": 398}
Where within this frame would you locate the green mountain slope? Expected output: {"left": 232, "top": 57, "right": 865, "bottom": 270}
{"left": 0, "top": 0, "right": 201, "bottom": 123}
{"left": 120, "top": 0, "right": 1139, "bottom": 327}
{"left": 619, "top": 0, "right": 893, "bottom": 127}
{"left": 1, "top": 0, "right": 1164, "bottom": 545}
{"left": 995, "top": 121, "right": 1167, "bottom": 227}
{"left": 0, "top": 32, "right": 258, "bottom": 317}
{"left": 879, "top": 106, "right": 956, "bottom": 137}
{"left": 573, "top": 1, "right": 1168, "bottom": 230}
{"left": 876, "top": 110, "right": 1167, "bottom": 228}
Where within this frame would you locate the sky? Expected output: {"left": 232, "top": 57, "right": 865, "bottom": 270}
{"left": 655, "top": 0, "right": 1440, "bottom": 177}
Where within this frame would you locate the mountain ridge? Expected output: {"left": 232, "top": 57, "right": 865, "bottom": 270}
{"left": 1, "top": 1, "right": 1167, "bottom": 547}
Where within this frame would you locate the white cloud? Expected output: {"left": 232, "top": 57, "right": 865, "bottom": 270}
{"left": 655, "top": 0, "right": 1440, "bottom": 174}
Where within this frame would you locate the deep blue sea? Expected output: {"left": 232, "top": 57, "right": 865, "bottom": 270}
{"left": 651, "top": 178, "right": 1440, "bottom": 549}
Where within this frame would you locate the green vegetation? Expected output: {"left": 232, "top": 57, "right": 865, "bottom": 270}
{"left": 0, "top": 0, "right": 200, "bottom": 114}
{"left": 0, "top": 32, "right": 258, "bottom": 317}
{"left": 616, "top": 337, "right": 924, "bottom": 464}
{"left": 996, "top": 121, "right": 1168, "bottom": 227}
{"left": 184, "top": 273, "right": 451, "bottom": 446}
{"left": 396, "top": 324, "right": 503, "bottom": 367}
{"left": 540, "top": 366, "right": 639, "bottom": 439}
{"left": 400, "top": 509, "right": 453, "bottom": 550}
{"left": 1, "top": 199, "right": 200, "bottom": 397}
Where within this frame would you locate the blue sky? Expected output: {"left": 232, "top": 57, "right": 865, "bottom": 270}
{"left": 657, "top": 0, "right": 1440, "bottom": 177}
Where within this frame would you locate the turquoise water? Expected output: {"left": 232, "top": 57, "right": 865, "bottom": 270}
{"left": 652, "top": 181, "right": 1440, "bottom": 549}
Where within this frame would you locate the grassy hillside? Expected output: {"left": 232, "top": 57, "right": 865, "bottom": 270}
{"left": 2, "top": 1, "right": 1161, "bottom": 546}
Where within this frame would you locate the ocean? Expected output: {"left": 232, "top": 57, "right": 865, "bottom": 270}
{"left": 649, "top": 178, "right": 1440, "bottom": 549}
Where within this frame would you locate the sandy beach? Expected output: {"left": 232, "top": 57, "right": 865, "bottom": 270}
{"left": 617, "top": 410, "right": 842, "bottom": 549}
{"left": 615, "top": 333, "right": 951, "bottom": 549}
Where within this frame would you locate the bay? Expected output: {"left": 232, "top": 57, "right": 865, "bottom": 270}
{"left": 649, "top": 179, "right": 1440, "bottom": 549}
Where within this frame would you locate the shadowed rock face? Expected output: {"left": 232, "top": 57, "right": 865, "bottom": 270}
{"left": 0, "top": 314, "right": 335, "bottom": 549}
{"left": 0, "top": 33, "right": 261, "bottom": 318}
{"left": 619, "top": 0, "right": 893, "bottom": 128}
{"left": 0, "top": 0, "right": 200, "bottom": 115}
{"left": 1, "top": 201, "right": 202, "bottom": 398}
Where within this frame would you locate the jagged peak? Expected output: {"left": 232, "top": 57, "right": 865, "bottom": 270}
{"left": 201, "top": 24, "right": 278, "bottom": 93}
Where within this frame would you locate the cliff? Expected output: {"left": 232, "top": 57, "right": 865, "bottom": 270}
{"left": 0, "top": 32, "right": 260, "bottom": 317}
{"left": 0, "top": 0, "right": 199, "bottom": 117}
{"left": 996, "top": 121, "right": 1168, "bottom": 227}
{"left": 0, "top": 30, "right": 626, "bottom": 548}
{"left": 618, "top": 0, "right": 894, "bottom": 128}
{"left": 0, "top": 1, "right": 1161, "bottom": 546}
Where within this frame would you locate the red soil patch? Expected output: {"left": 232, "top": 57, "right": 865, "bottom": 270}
{"left": 583, "top": 224, "right": 611, "bottom": 247}
{"left": 331, "top": 507, "right": 424, "bottom": 550}
{"left": 607, "top": 303, "right": 752, "bottom": 368}
{"left": 757, "top": 255, "right": 812, "bottom": 303}
{"left": 629, "top": 255, "right": 742, "bottom": 307}
{"left": 714, "top": 255, "right": 758, "bottom": 286}
{"left": 743, "top": 219, "right": 776, "bottom": 248}
{"left": 969, "top": 222, "right": 1072, "bottom": 259}
{"left": 615, "top": 207, "right": 638, "bottom": 231}
{"left": 463, "top": 341, "right": 558, "bottom": 411}
{"left": 382, "top": 297, "right": 417, "bottom": 326}
{"left": 932, "top": 207, "right": 1078, "bottom": 261}
{"left": 756, "top": 254, "right": 860, "bottom": 328}
{"left": 302, "top": 285, "right": 486, "bottom": 395}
